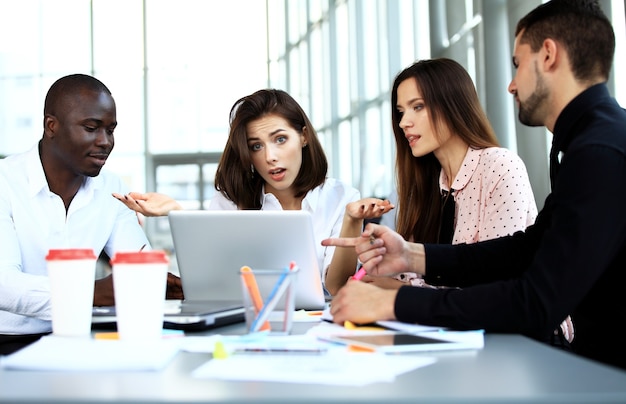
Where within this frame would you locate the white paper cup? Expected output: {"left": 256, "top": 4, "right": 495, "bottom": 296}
{"left": 45, "top": 248, "right": 97, "bottom": 337}
{"left": 110, "top": 251, "right": 169, "bottom": 340}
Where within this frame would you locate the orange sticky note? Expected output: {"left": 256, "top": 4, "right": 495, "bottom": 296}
{"left": 347, "top": 344, "right": 376, "bottom": 353}
{"left": 94, "top": 332, "right": 120, "bottom": 340}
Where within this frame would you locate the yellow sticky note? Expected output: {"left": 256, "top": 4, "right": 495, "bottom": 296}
{"left": 213, "top": 341, "right": 229, "bottom": 360}
{"left": 344, "top": 320, "right": 387, "bottom": 331}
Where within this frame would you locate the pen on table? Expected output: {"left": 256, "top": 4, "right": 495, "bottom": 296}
{"left": 139, "top": 244, "right": 146, "bottom": 252}
{"left": 233, "top": 347, "right": 326, "bottom": 355}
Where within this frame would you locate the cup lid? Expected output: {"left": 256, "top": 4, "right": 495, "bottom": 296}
{"left": 110, "top": 250, "right": 169, "bottom": 265}
{"left": 46, "top": 248, "right": 97, "bottom": 260}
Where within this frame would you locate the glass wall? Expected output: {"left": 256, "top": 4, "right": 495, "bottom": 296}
{"left": 266, "top": 0, "right": 626, "bottom": 209}
{"left": 266, "top": 0, "right": 431, "bottom": 199}
{"left": 0, "top": 0, "right": 268, "bottom": 251}
{"left": 0, "top": 0, "right": 624, "bottom": 251}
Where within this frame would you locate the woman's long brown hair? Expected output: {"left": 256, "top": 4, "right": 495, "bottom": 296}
{"left": 214, "top": 89, "right": 328, "bottom": 209}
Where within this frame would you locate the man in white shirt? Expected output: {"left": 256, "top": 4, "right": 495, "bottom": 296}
{"left": 0, "top": 74, "right": 183, "bottom": 354}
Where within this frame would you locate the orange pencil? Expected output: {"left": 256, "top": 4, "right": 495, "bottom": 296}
{"left": 240, "top": 266, "right": 271, "bottom": 331}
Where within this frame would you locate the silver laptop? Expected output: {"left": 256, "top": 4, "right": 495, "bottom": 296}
{"left": 168, "top": 210, "right": 326, "bottom": 311}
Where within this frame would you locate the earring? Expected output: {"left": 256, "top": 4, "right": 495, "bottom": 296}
{"left": 302, "top": 143, "right": 308, "bottom": 148}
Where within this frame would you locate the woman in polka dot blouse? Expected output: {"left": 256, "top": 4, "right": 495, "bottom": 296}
{"left": 326, "top": 58, "right": 538, "bottom": 291}
{"left": 372, "top": 58, "right": 538, "bottom": 289}
{"left": 328, "top": 58, "right": 572, "bottom": 343}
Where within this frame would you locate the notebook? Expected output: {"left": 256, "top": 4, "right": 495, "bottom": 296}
{"left": 167, "top": 210, "right": 326, "bottom": 311}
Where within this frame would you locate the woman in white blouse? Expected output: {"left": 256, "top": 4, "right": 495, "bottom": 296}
{"left": 114, "top": 89, "right": 393, "bottom": 291}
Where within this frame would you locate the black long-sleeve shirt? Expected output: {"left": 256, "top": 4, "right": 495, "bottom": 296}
{"left": 395, "top": 84, "right": 626, "bottom": 370}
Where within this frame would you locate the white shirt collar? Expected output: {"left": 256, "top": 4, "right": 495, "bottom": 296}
{"left": 24, "top": 143, "right": 98, "bottom": 201}
{"left": 259, "top": 181, "right": 324, "bottom": 213}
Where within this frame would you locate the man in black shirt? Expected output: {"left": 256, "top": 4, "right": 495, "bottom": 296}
{"left": 324, "top": 0, "right": 626, "bottom": 370}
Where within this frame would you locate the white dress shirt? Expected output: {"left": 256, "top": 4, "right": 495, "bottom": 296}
{"left": 0, "top": 144, "right": 150, "bottom": 335}
{"left": 208, "top": 177, "right": 360, "bottom": 284}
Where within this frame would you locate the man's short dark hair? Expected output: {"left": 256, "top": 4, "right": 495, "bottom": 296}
{"left": 515, "top": 0, "right": 615, "bottom": 82}
{"left": 44, "top": 74, "right": 111, "bottom": 116}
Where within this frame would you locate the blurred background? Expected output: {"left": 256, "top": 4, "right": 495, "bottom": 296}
{"left": 0, "top": 0, "right": 624, "bottom": 256}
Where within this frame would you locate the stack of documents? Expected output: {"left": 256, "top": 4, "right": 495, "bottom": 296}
{"left": 183, "top": 320, "right": 484, "bottom": 386}
{"left": 315, "top": 308, "right": 484, "bottom": 352}
{"left": 310, "top": 321, "right": 484, "bottom": 353}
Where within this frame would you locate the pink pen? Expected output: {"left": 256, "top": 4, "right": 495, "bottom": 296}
{"left": 352, "top": 234, "right": 376, "bottom": 280}
{"left": 352, "top": 267, "right": 366, "bottom": 281}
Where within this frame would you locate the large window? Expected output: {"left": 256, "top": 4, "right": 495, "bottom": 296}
{"left": 266, "top": 0, "right": 430, "bottom": 199}
{"left": 0, "top": 0, "right": 624, "bottom": 251}
{"left": 266, "top": 0, "right": 626, "bottom": 209}
{"left": 0, "top": 0, "right": 268, "bottom": 250}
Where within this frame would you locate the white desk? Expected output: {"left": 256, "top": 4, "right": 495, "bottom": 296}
{"left": 1, "top": 322, "right": 626, "bottom": 403}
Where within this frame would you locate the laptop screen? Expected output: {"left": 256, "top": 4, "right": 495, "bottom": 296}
{"left": 168, "top": 210, "right": 326, "bottom": 310}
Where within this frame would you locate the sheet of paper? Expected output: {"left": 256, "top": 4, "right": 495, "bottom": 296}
{"left": 0, "top": 335, "right": 180, "bottom": 371}
{"left": 182, "top": 331, "right": 444, "bottom": 385}
{"left": 180, "top": 335, "right": 225, "bottom": 353}
{"left": 192, "top": 351, "right": 436, "bottom": 385}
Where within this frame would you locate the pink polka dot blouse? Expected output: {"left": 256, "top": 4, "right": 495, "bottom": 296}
{"left": 441, "top": 146, "right": 537, "bottom": 244}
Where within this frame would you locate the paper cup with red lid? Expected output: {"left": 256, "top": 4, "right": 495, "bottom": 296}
{"left": 110, "top": 251, "right": 169, "bottom": 340}
{"left": 45, "top": 248, "right": 97, "bottom": 337}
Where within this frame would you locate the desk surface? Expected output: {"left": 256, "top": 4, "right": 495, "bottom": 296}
{"left": 1, "top": 322, "right": 626, "bottom": 403}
